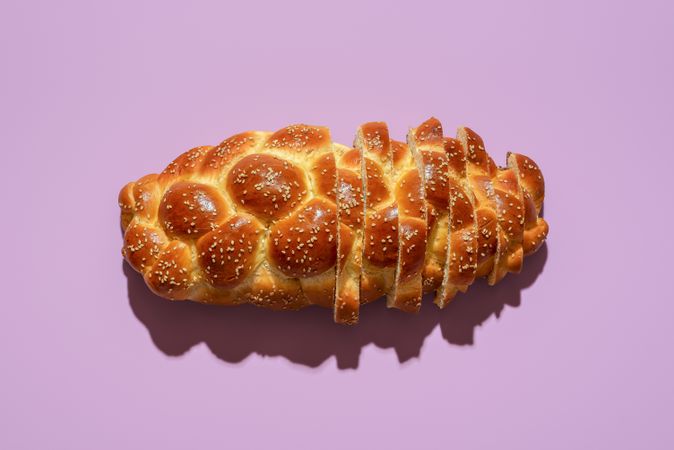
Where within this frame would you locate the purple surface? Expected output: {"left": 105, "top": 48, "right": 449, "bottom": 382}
{"left": 2, "top": 0, "right": 673, "bottom": 448}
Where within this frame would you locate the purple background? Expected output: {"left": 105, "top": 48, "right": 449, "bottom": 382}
{"left": 2, "top": 0, "right": 673, "bottom": 448}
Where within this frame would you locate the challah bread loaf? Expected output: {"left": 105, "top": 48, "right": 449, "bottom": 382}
{"left": 119, "top": 119, "right": 548, "bottom": 324}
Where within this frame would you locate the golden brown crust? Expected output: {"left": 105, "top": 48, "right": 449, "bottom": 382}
{"left": 118, "top": 182, "right": 136, "bottom": 230}
{"left": 131, "top": 174, "right": 161, "bottom": 222}
{"left": 119, "top": 121, "right": 548, "bottom": 323}
{"left": 460, "top": 127, "right": 497, "bottom": 176}
{"left": 334, "top": 143, "right": 363, "bottom": 324}
{"left": 357, "top": 122, "right": 398, "bottom": 304}
{"left": 335, "top": 168, "right": 363, "bottom": 227}
{"left": 159, "top": 181, "right": 228, "bottom": 239}
{"left": 474, "top": 208, "right": 499, "bottom": 277}
{"left": 196, "top": 214, "right": 263, "bottom": 288}
{"left": 310, "top": 153, "right": 337, "bottom": 201}
{"left": 362, "top": 205, "right": 398, "bottom": 267}
{"left": 123, "top": 220, "right": 168, "bottom": 272}
{"left": 508, "top": 153, "right": 549, "bottom": 255}
{"left": 492, "top": 169, "right": 524, "bottom": 277}
{"left": 396, "top": 217, "right": 427, "bottom": 281}
{"left": 509, "top": 153, "right": 545, "bottom": 213}
{"left": 458, "top": 127, "right": 511, "bottom": 286}
{"left": 434, "top": 136, "right": 478, "bottom": 304}
{"left": 444, "top": 137, "right": 467, "bottom": 178}
{"left": 333, "top": 287, "right": 359, "bottom": 323}
{"left": 363, "top": 158, "right": 390, "bottom": 207}
{"left": 443, "top": 178, "right": 478, "bottom": 298}
{"left": 388, "top": 135, "right": 427, "bottom": 313}
{"left": 523, "top": 218, "right": 548, "bottom": 255}
{"left": 144, "top": 240, "right": 197, "bottom": 300}
{"left": 421, "top": 150, "right": 450, "bottom": 210}
{"left": 412, "top": 118, "right": 448, "bottom": 295}
{"left": 337, "top": 224, "right": 355, "bottom": 271}
{"left": 264, "top": 124, "right": 332, "bottom": 153}
{"left": 226, "top": 154, "right": 308, "bottom": 222}
{"left": 267, "top": 198, "right": 337, "bottom": 278}
{"left": 160, "top": 146, "right": 212, "bottom": 181}
{"left": 123, "top": 124, "right": 339, "bottom": 314}
{"left": 200, "top": 133, "right": 266, "bottom": 178}
{"left": 245, "top": 269, "right": 307, "bottom": 310}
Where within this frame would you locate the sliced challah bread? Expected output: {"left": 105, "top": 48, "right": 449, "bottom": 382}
{"left": 119, "top": 119, "right": 548, "bottom": 324}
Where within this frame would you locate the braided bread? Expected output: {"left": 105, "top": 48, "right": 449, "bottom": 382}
{"left": 119, "top": 118, "right": 548, "bottom": 324}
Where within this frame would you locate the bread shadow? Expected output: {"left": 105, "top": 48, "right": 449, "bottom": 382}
{"left": 125, "top": 243, "right": 548, "bottom": 369}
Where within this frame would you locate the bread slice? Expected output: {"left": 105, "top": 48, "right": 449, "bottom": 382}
{"left": 436, "top": 136, "right": 478, "bottom": 307}
{"left": 491, "top": 166, "right": 525, "bottom": 279}
{"left": 406, "top": 118, "right": 448, "bottom": 295}
{"left": 386, "top": 136, "right": 427, "bottom": 312}
{"left": 507, "top": 152, "right": 549, "bottom": 255}
{"left": 355, "top": 122, "right": 398, "bottom": 304}
{"left": 334, "top": 143, "right": 364, "bottom": 324}
{"left": 457, "top": 127, "right": 500, "bottom": 282}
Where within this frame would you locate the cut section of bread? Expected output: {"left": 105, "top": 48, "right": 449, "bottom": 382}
{"left": 457, "top": 127, "right": 503, "bottom": 284}
{"left": 334, "top": 143, "right": 364, "bottom": 324}
{"left": 407, "top": 118, "right": 448, "bottom": 296}
{"left": 355, "top": 122, "right": 398, "bottom": 304}
{"left": 507, "top": 153, "right": 549, "bottom": 255}
{"left": 491, "top": 166, "right": 525, "bottom": 280}
{"left": 436, "top": 136, "right": 478, "bottom": 307}
{"left": 387, "top": 137, "right": 427, "bottom": 313}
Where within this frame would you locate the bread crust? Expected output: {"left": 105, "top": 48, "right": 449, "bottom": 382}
{"left": 357, "top": 122, "right": 398, "bottom": 306}
{"left": 120, "top": 120, "right": 548, "bottom": 323}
